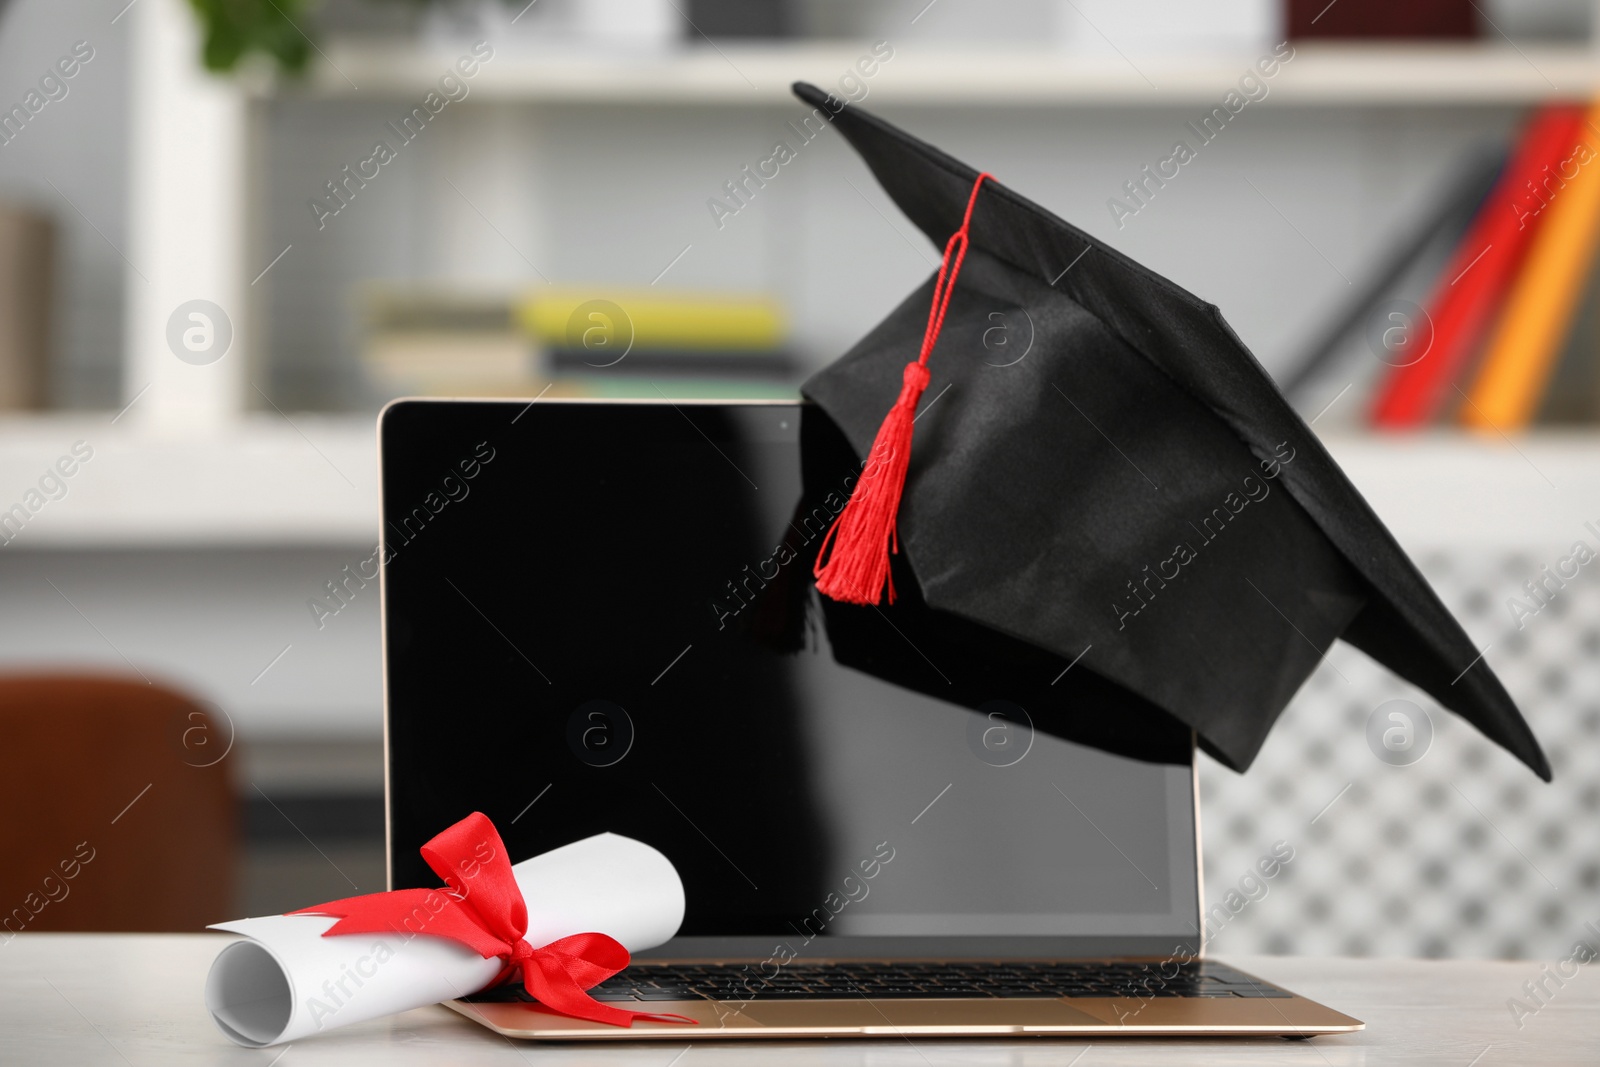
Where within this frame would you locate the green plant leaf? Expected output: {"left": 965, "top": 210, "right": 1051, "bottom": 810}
{"left": 188, "top": 0, "right": 315, "bottom": 74}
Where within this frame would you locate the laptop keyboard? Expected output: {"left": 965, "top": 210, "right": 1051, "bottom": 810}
{"left": 464, "top": 960, "right": 1292, "bottom": 1003}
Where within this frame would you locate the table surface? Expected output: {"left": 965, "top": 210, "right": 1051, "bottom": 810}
{"left": 2, "top": 935, "right": 1595, "bottom": 1065}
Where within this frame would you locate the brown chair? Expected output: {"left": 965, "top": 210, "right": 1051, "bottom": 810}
{"left": 0, "top": 673, "right": 236, "bottom": 933}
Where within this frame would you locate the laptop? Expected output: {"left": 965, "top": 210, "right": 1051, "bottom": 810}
{"left": 378, "top": 396, "right": 1362, "bottom": 1040}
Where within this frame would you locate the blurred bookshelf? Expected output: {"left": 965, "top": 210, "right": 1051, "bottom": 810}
{"left": 11, "top": 2, "right": 1600, "bottom": 548}
{"left": 195, "top": 35, "right": 1600, "bottom": 435}
{"left": 101, "top": 0, "right": 1600, "bottom": 428}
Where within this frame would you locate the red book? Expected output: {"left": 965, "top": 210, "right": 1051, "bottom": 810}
{"left": 1370, "top": 105, "right": 1587, "bottom": 428}
{"left": 1287, "top": 0, "right": 1478, "bottom": 39}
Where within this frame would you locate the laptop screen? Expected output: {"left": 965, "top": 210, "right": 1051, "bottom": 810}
{"left": 381, "top": 399, "right": 1200, "bottom": 956}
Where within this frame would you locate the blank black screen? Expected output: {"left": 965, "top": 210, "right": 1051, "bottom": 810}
{"left": 381, "top": 399, "right": 1198, "bottom": 946}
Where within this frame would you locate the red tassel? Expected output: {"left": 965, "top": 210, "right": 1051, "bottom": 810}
{"left": 814, "top": 172, "right": 994, "bottom": 606}
{"left": 814, "top": 361, "right": 929, "bottom": 604}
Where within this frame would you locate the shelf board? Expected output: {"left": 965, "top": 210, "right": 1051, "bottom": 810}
{"left": 0, "top": 415, "right": 1595, "bottom": 550}
{"left": 274, "top": 41, "right": 1600, "bottom": 106}
{"left": 0, "top": 415, "right": 377, "bottom": 549}
{"left": 1310, "top": 431, "right": 1600, "bottom": 551}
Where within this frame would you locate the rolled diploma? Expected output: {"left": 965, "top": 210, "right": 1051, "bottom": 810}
{"left": 205, "top": 832, "right": 684, "bottom": 1047}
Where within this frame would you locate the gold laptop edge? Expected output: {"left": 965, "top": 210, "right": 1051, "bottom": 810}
{"left": 442, "top": 959, "right": 1364, "bottom": 1040}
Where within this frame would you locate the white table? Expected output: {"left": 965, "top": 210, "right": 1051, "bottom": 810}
{"left": 3, "top": 935, "right": 1595, "bottom": 1065}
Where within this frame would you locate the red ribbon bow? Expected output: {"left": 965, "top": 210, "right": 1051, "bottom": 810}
{"left": 290, "top": 812, "right": 694, "bottom": 1028}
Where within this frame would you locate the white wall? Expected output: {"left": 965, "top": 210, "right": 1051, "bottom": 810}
{"left": 0, "top": 547, "right": 383, "bottom": 739}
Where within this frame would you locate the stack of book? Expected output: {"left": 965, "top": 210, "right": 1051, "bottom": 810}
{"left": 1376, "top": 100, "right": 1600, "bottom": 430}
{"left": 1285, "top": 99, "right": 1600, "bottom": 431}
{"left": 360, "top": 286, "right": 793, "bottom": 400}
{"left": 361, "top": 288, "right": 532, "bottom": 398}
{"left": 516, "top": 288, "right": 794, "bottom": 398}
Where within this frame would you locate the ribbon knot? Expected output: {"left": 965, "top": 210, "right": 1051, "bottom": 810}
{"left": 290, "top": 812, "right": 694, "bottom": 1029}
{"left": 901, "top": 361, "right": 931, "bottom": 393}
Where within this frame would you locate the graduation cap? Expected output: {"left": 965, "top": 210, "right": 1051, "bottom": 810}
{"left": 791, "top": 81, "right": 1550, "bottom": 781}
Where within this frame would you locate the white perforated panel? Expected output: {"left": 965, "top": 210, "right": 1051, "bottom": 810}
{"left": 1198, "top": 551, "right": 1600, "bottom": 960}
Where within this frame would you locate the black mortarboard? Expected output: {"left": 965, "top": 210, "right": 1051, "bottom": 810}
{"left": 791, "top": 81, "right": 1550, "bottom": 781}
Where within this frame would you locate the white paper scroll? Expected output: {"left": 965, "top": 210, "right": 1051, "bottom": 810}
{"left": 205, "top": 832, "right": 684, "bottom": 1047}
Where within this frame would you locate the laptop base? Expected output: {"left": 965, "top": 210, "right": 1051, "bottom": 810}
{"left": 445, "top": 959, "right": 1362, "bottom": 1040}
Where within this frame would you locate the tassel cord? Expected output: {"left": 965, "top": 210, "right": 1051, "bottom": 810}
{"left": 813, "top": 172, "right": 995, "bottom": 606}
